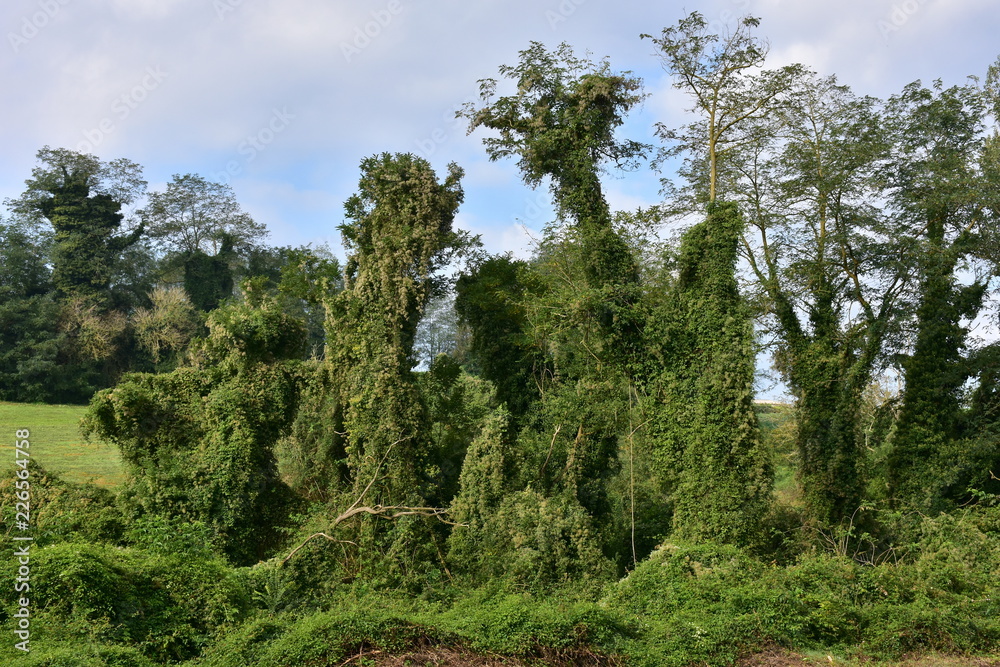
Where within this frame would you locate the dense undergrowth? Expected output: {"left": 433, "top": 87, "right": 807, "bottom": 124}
{"left": 1, "top": 458, "right": 998, "bottom": 666}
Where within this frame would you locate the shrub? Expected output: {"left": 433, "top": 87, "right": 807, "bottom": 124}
{"left": 0, "top": 542, "right": 250, "bottom": 662}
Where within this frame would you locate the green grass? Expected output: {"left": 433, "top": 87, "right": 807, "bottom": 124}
{"left": 0, "top": 402, "right": 123, "bottom": 487}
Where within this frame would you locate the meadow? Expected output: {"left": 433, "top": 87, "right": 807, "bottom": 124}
{"left": 0, "top": 402, "right": 123, "bottom": 487}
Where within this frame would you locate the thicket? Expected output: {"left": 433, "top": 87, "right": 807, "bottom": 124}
{"left": 1, "top": 13, "right": 999, "bottom": 667}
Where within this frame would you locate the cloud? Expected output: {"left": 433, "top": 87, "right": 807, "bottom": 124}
{"left": 2, "top": 0, "right": 996, "bottom": 254}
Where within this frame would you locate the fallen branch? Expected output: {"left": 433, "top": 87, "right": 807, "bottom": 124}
{"left": 280, "top": 436, "right": 464, "bottom": 567}
{"left": 280, "top": 505, "right": 463, "bottom": 566}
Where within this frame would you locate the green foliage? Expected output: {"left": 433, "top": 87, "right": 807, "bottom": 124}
{"left": 192, "top": 607, "right": 446, "bottom": 667}
{"left": 329, "top": 153, "right": 466, "bottom": 495}
{"left": 182, "top": 238, "right": 236, "bottom": 312}
{"left": 275, "top": 363, "right": 349, "bottom": 501}
{"left": 419, "top": 355, "right": 496, "bottom": 508}
{"left": 84, "top": 298, "right": 307, "bottom": 564}
{"left": 605, "top": 523, "right": 1000, "bottom": 665}
{"left": 0, "top": 644, "right": 157, "bottom": 667}
{"left": 884, "top": 79, "right": 999, "bottom": 511}
{"left": 454, "top": 254, "right": 543, "bottom": 423}
{"left": 12, "top": 148, "right": 146, "bottom": 305}
{"left": 641, "top": 202, "right": 772, "bottom": 548}
{"left": 440, "top": 591, "right": 631, "bottom": 658}
{"left": 448, "top": 401, "right": 620, "bottom": 590}
{"left": 0, "top": 542, "right": 249, "bottom": 663}
{"left": 140, "top": 172, "right": 266, "bottom": 257}
{"left": 0, "top": 459, "right": 125, "bottom": 546}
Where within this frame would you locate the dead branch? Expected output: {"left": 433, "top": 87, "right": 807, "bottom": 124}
{"left": 281, "top": 533, "right": 356, "bottom": 566}
{"left": 281, "top": 505, "right": 464, "bottom": 566}
{"left": 280, "top": 436, "right": 468, "bottom": 567}
{"left": 539, "top": 424, "right": 562, "bottom": 479}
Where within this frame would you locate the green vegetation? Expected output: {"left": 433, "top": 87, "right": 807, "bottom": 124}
{"left": 0, "top": 402, "right": 123, "bottom": 486}
{"left": 0, "top": 11, "right": 998, "bottom": 667}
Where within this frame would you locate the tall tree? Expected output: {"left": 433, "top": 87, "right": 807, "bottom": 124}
{"left": 731, "top": 73, "right": 900, "bottom": 524}
{"left": 7, "top": 147, "right": 147, "bottom": 306}
{"left": 640, "top": 14, "right": 788, "bottom": 543}
{"left": 458, "top": 43, "right": 647, "bottom": 563}
{"left": 641, "top": 202, "right": 773, "bottom": 546}
{"left": 317, "top": 153, "right": 467, "bottom": 582}
{"left": 459, "top": 41, "right": 646, "bottom": 312}
{"left": 141, "top": 173, "right": 265, "bottom": 256}
{"left": 643, "top": 12, "right": 803, "bottom": 205}
{"left": 883, "top": 80, "right": 1000, "bottom": 509}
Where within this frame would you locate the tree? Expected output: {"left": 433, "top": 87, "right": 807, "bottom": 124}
{"left": 132, "top": 285, "right": 202, "bottom": 368}
{"left": 84, "top": 296, "right": 307, "bottom": 565}
{"left": 883, "top": 79, "right": 1000, "bottom": 509}
{"left": 182, "top": 235, "right": 237, "bottom": 311}
{"left": 644, "top": 12, "right": 803, "bottom": 205}
{"left": 459, "top": 41, "right": 646, "bottom": 296}
{"left": 638, "top": 14, "right": 785, "bottom": 543}
{"left": 303, "top": 153, "right": 468, "bottom": 584}
{"left": 731, "top": 73, "right": 900, "bottom": 524}
{"left": 640, "top": 202, "right": 773, "bottom": 546}
{"left": 0, "top": 217, "right": 86, "bottom": 402}
{"left": 455, "top": 43, "right": 661, "bottom": 577}
{"left": 7, "top": 147, "right": 147, "bottom": 306}
{"left": 330, "top": 153, "right": 467, "bottom": 495}
{"left": 141, "top": 173, "right": 266, "bottom": 256}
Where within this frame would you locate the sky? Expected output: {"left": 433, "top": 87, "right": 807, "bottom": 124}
{"left": 3, "top": 0, "right": 998, "bottom": 255}
{"left": 2, "top": 0, "right": 998, "bottom": 396}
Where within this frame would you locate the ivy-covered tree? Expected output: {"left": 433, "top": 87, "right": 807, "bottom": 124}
{"left": 283, "top": 153, "right": 471, "bottom": 584}
{"left": 328, "top": 153, "right": 467, "bottom": 503}
{"left": 84, "top": 295, "right": 307, "bottom": 565}
{"left": 883, "top": 80, "right": 1000, "bottom": 510}
{"left": 731, "top": 73, "right": 898, "bottom": 525}
{"left": 459, "top": 41, "right": 646, "bottom": 352}
{"left": 641, "top": 14, "right": 781, "bottom": 544}
{"left": 641, "top": 202, "right": 773, "bottom": 547}
{"left": 8, "top": 147, "right": 146, "bottom": 307}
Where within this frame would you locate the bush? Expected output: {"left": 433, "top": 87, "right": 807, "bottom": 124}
{"left": 195, "top": 608, "right": 449, "bottom": 667}
{"left": 0, "top": 542, "right": 250, "bottom": 663}
{"left": 0, "top": 459, "right": 125, "bottom": 546}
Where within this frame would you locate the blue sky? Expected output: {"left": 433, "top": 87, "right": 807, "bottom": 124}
{"left": 3, "top": 0, "right": 998, "bottom": 396}
{"left": 3, "top": 0, "right": 997, "bottom": 255}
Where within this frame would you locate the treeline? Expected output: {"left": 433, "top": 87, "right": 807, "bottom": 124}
{"left": 0, "top": 153, "right": 337, "bottom": 403}
{"left": 1, "top": 12, "right": 1000, "bottom": 665}
{"left": 79, "top": 14, "right": 1000, "bottom": 570}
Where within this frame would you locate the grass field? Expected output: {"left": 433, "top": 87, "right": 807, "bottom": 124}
{"left": 0, "top": 401, "right": 796, "bottom": 496}
{"left": 0, "top": 402, "right": 124, "bottom": 487}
